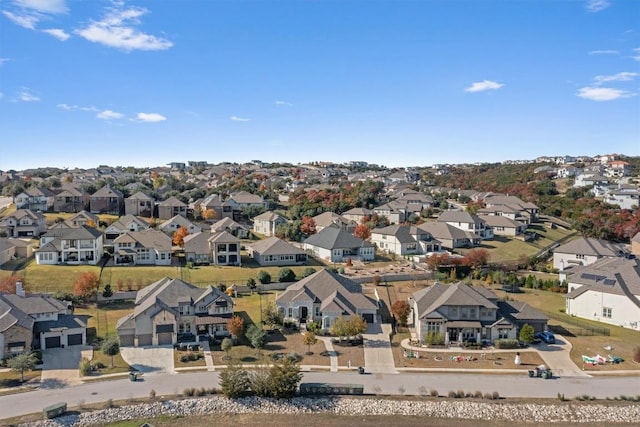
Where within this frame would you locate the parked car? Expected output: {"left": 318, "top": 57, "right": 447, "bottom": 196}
{"left": 535, "top": 331, "right": 555, "bottom": 344}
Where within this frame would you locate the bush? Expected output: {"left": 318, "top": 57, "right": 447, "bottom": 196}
{"left": 474, "top": 390, "right": 483, "bottom": 398}
{"left": 79, "top": 357, "right": 92, "bottom": 376}
{"left": 306, "top": 321, "right": 321, "bottom": 333}
{"left": 483, "top": 392, "right": 494, "bottom": 400}
{"left": 286, "top": 352, "right": 302, "bottom": 363}
{"left": 447, "top": 390, "right": 457, "bottom": 398}
{"left": 104, "top": 399, "right": 114, "bottom": 409}
{"left": 183, "top": 387, "right": 196, "bottom": 397}
{"left": 494, "top": 339, "right": 519, "bottom": 349}
{"left": 278, "top": 267, "right": 296, "bottom": 283}
{"left": 430, "top": 389, "right": 438, "bottom": 397}
{"left": 149, "top": 389, "right": 156, "bottom": 400}
{"left": 457, "top": 390, "right": 465, "bottom": 398}
{"left": 424, "top": 332, "right": 445, "bottom": 346}
{"left": 492, "top": 391, "right": 500, "bottom": 400}
{"left": 257, "top": 270, "right": 272, "bottom": 284}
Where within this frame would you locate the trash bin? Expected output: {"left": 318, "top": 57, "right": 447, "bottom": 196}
{"left": 129, "top": 372, "right": 137, "bottom": 382}
{"left": 541, "top": 370, "right": 549, "bottom": 379}
{"left": 358, "top": 367, "right": 365, "bottom": 375}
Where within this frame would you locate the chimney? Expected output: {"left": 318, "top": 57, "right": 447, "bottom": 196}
{"left": 16, "top": 281, "right": 25, "bottom": 297}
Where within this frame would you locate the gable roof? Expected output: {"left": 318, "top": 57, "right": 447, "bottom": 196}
{"left": 211, "top": 217, "right": 248, "bottom": 232}
{"left": 91, "top": 185, "right": 123, "bottom": 198}
{"left": 303, "top": 227, "right": 373, "bottom": 250}
{"left": 159, "top": 196, "right": 187, "bottom": 207}
{"left": 228, "top": 191, "right": 264, "bottom": 204}
{"left": 107, "top": 214, "right": 149, "bottom": 231}
{"left": 127, "top": 191, "right": 154, "bottom": 201}
{"left": 0, "top": 292, "right": 35, "bottom": 332}
{"left": 437, "top": 210, "right": 485, "bottom": 225}
{"left": 114, "top": 230, "right": 171, "bottom": 251}
{"left": 253, "top": 211, "right": 286, "bottom": 222}
{"left": 417, "top": 222, "right": 478, "bottom": 241}
{"left": 554, "top": 236, "right": 627, "bottom": 257}
{"left": 413, "top": 282, "right": 497, "bottom": 320}
{"left": 313, "top": 212, "right": 356, "bottom": 229}
{"left": 249, "top": 236, "right": 306, "bottom": 256}
{"left": 41, "top": 225, "right": 103, "bottom": 240}
{"left": 566, "top": 257, "right": 640, "bottom": 300}
{"left": 276, "top": 269, "right": 376, "bottom": 315}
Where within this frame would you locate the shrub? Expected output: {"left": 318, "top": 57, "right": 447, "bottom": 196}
{"left": 286, "top": 352, "right": 302, "bottom": 363}
{"left": 424, "top": 332, "right": 445, "bottom": 346}
{"left": 306, "top": 321, "right": 321, "bottom": 333}
{"left": 183, "top": 387, "right": 196, "bottom": 397}
{"left": 447, "top": 390, "right": 457, "bottom": 398}
{"left": 104, "top": 399, "right": 114, "bottom": 409}
{"left": 483, "top": 392, "right": 493, "bottom": 400}
{"left": 257, "top": 270, "right": 272, "bottom": 284}
{"left": 300, "top": 267, "right": 317, "bottom": 278}
{"left": 457, "top": 390, "right": 465, "bottom": 398}
{"left": 149, "top": 389, "right": 156, "bottom": 400}
{"left": 79, "top": 357, "right": 92, "bottom": 376}
{"left": 474, "top": 391, "right": 483, "bottom": 398}
{"left": 430, "top": 389, "right": 438, "bottom": 397}
{"left": 398, "top": 386, "right": 406, "bottom": 394}
{"left": 494, "top": 339, "right": 519, "bottom": 349}
{"left": 492, "top": 391, "right": 500, "bottom": 400}
{"left": 278, "top": 267, "right": 296, "bottom": 283}
{"left": 418, "top": 385, "right": 428, "bottom": 396}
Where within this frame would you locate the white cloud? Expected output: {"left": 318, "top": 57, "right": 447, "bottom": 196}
{"left": 136, "top": 112, "right": 166, "bottom": 122}
{"left": 0, "top": 92, "right": 4, "bottom": 100}
{"left": 633, "top": 47, "right": 640, "bottom": 62}
{"left": 97, "top": 109, "right": 124, "bottom": 120}
{"left": 2, "top": 10, "right": 38, "bottom": 29}
{"left": 0, "top": 58, "right": 11, "bottom": 66}
{"left": 464, "top": 80, "right": 504, "bottom": 93}
{"left": 16, "top": 0, "right": 68, "bottom": 14}
{"left": 593, "top": 72, "right": 638, "bottom": 85}
{"left": 75, "top": 6, "right": 173, "bottom": 52}
{"left": 274, "top": 100, "right": 293, "bottom": 106}
{"left": 42, "top": 28, "right": 70, "bottom": 41}
{"left": 230, "top": 116, "right": 250, "bottom": 122}
{"left": 57, "top": 103, "right": 73, "bottom": 110}
{"left": 588, "top": 50, "right": 619, "bottom": 55}
{"left": 586, "top": 0, "right": 610, "bottom": 12}
{"left": 18, "top": 88, "right": 40, "bottom": 102}
{"left": 577, "top": 86, "right": 635, "bottom": 101}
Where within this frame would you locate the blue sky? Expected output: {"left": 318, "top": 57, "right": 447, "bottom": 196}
{"left": 1, "top": 0, "right": 639, "bottom": 171}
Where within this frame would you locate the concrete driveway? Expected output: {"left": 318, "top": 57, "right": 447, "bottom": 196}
{"left": 535, "top": 334, "right": 589, "bottom": 377}
{"left": 41, "top": 346, "right": 93, "bottom": 388}
{"left": 120, "top": 346, "right": 175, "bottom": 374}
{"left": 363, "top": 322, "right": 397, "bottom": 374}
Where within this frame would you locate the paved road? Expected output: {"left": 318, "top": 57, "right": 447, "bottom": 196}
{"left": 535, "top": 334, "right": 589, "bottom": 377}
{"left": 1, "top": 370, "right": 639, "bottom": 421}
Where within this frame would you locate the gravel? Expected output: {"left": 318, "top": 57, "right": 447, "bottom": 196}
{"left": 22, "top": 396, "right": 640, "bottom": 426}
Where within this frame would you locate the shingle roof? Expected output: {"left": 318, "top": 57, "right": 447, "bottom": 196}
{"left": 303, "top": 227, "right": 373, "bottom": 250}
{"left": 249, "top": 237, "right": 306, "bottom": 256}
{"left": 127, "top": 191, "right": 154, "bottom": 201}
{"left": 566, "top": 257, "right": 640, "bottom": 300}
{"left": 159, "top": 196, "right": 187, "bottom": 207}
{"left": 114, "top": 230, "right": 171, "bottom": 251}
{"left": 0, "top": 293, "right": 34, "bottom": 332}
{"left": 41, "top": 225, "right": 102, "bottom": 240}
{"left": 91, "top": 185, "right": 123, "bottom": 198}
{"left": 417, "top": 222, "right": 477, "bottom": 241}
{"left": 554, "top": 236, "right": 627, "bottom": 257}
{"left": 253, "top": 211, "right": 285, "bottom": 222}
{"left": 437, "top": 211, "right": 484, "bottom": 225}
{"left": 413, "top": 282, "right": 497, "bottom": 320}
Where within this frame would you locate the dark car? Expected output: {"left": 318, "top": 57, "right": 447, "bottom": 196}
{"left": 535, "top": 331, "right": 555, "bottom": 344}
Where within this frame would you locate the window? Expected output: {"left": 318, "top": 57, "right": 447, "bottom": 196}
{"left": 449, "top": 306, "right": 458, "bottom": 317}
{"left": 179, "top": 305, "right": 191, "bottom": 315}
{"left": 576, "top": 254, "right": 585, "bottom": 259}
{"left": 469, "top": 308, "right": 477, "bottom": 319}
{"left": 480, "top": 307, "right": 490, "bottom": 317}
{"left": 602, "top": 307, "right": 612, "bottom": 318}
{"left": 314, "top": 306, "right": 320, "bottom": 317}
{"left": 498, "top": 329, "right": 509, "bottom": 339}
{"left": 288, "top": 308, "right": 293, "bottom": 318}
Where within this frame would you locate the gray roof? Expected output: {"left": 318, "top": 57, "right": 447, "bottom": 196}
{"left": 303, "top": 227, "right": 373, "bottom": 250}
{"left": 276, "top": 269, "right": 376, "bottom": 315}
{"left": 497, "top": 301, "right": 548, "bottom": 322}
{"left": 159, "top": 215, "right": 197, "bottom": 230}
{"left": 1, "top": 293, "right": 67, "bottom": 315}
{"left": 342, "top": 207, "right": 372, "bottom": 216}
{"left": 108, "top": 214, "right": 149, "bottom": 231}
{"left": 566, "top": 257, "right": 640, "bottom": 301}
{"left": 554, "top": 236, "right": 627, "bottom": 257}
{"left": 478, "top": 214, "right": 522, "bottom": 228}
{"left": 127, "top": 191, "right": 154, "bottom": 201}
{"left": 313, "top": 212, "right": 356, "bottom": 229}
{"left": 412, "top": 282, "right": 498, "bottom": 320}
{"left": 483, "top": 195, "right": 539, "bottom": 210}
{"left": 183, "top": 231, "right": 211, "bottom": 254}
{"left": 417, "top": 222, "right": 478, "bottom": 241}
{"left": 33, "top": 314, "right": 87, "bottom": 334}
{"left": 228, "top": 191, "right": 264, "bottom": 204}
{"left": 249, "top": 237, "right": 306, "bottom": 256}
{"left": 0, "top": 293, "right": 34, "bottom": 332}
{"left": 159, "top": 196, "right": 187, "bottom": 207}
{"left": 41, "top": 225, "right": 103, "bottom": 240}
{"left": 114, "top": 230, "right": 171, "bottom": 251}
{"left": 253, "top": 211, "right": 286, "bottom": 222}
{"left": 371, "top": 224, "right": 431, "bottom": 244}
{"left": 437, "top": 211, "right": 485, "bottom": 226}
{"left": 91, "top": 185, "right": 123, "bottom": 198}
{"left": 211, "top": 217, "right": 248, "bottom": 232}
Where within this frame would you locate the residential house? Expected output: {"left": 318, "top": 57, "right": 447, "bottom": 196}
{"left": 0, "top": 289, "right": 87, "bottom": 357}
{"left": 159, "top": 215, "right": 202, "bottom": 236}
{"left": 482, "top": 195, "right": 540, "bottom": 223}
{"left": 276, "top": 269, "right": 378, "bottom": 329}
{"left": 604, "top": 187, "right": 640, "bottom": 210}
{"left": 0, "top": 209, "right": 47, "bottom": 237}
{"left": 437, "top": 211, "right": 492, "bottom": 239}
{"left": 303, "top": 227, "right": 375, "bottom": 263}
{"left": 226, "top": 191, "right": 268, "bottom": 213}
{"left": 14, "top": 187, "right": 55, "bottom": 212}
{"left": 116, "top": 277, "right": 234, "bottom": 346}
{"left": 373, "top": 201, "right": 406, "bottom": 224}
{"left": 125, "top": 191, "right": 155, "bottom": 217}
{"left": 417, "top": 222, "right": 481, "bottom": 250}
{"left": 0, "top": 238, "right": 34, "bottom": 266}
{"left": 113, "top": 230, "right": 172, "bottom": 266}
{"left": 157, "top": 196, "right": 187, "bottom": 220}
{"left": 104, "top": 214, "right": 150, "bottom": 244}
{"left": 195, "top": 193, "right": 233, "bottom": 220}
{"left": 35, "top": 225, "right": 104, "bottom": 265}
{"left": 552, "top": 236, "right": 629, "bottom": 271}
{"left": 478, "top": 214, "right": 527, "bottom": 237}
{"left": 370, "top": 225, "right": 441, "bottom": 257}
{"left": 605, "top": 160, "right": 630, "bottom": 178}
{"left": 574, "top": 174, "right": 609, "bottom": 188}
{"left": 210, "top": 217, "right": 249, "bottom": 239}
{"left": 53, "top": 186, "right": 90, "bottom": 213}
{"left": 564, "top": 257, "right": 640, "bottom": 330}
{"left": 312, "top": 212, "right": 357, "bottom": 233}
{"left": 252, "top": 211, "right": 287, "bottom": 237}
{"left": 410, "top": 282, "right": 547, "bottom": 345}
{"left": 183, "top": 231, "right": 241, "bottom": 266}
{"left": 63, "top": 210, "right": 100, "bottom": 228}
{"left": 90, "top": 186, "right": 124, "bottom": 215}
{"left": 342, "top": 207, "right": 372, "bottom": 224}
{"left": 247, "top": 236, "right": 307, "bottom": 266}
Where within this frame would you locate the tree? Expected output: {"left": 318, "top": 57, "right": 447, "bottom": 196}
{"left": 172, "top": 226, "right": 189, "bottom": 247}
{"left": 300, "top": 267, "right": 317, "bottom": 278}
{"left": 519, "top": 324, "right": 535, "bottom": 344}
{"left": 73, "top": 272, "right": 100, "bottom": 300}
{"left": 262, "top": 303, "right": 284, "bottom": 329}
{"left": 101, "top": 335, "right": 120, "bottom": 368}
{"left": 391, "top": 300, "right": 412, "bottom": 326}
{"left": 303, "top": 331, "right": 317, "bottom": 355}
{"left": 246, "top": 277, "right": 257, "bottom": 293}
{"left": 7, "top": 352, "right": 38, "bottom": 382}
{"left": 257, "top": 270, "right": 271, "bottom": 285}
{"left": 202, "top": 208, "right": 217, "bottom": 221}
{"left": 219, "top": 362, "right": 251, "bottom": 398}
{"left": 300, "top": 215, "right": 316, "bottom": 237}
{"left": 86, "top": 219, "right": 97, "bottom": 228}
{"left": 268, "top": 358, "right": 302, "bottom": 398}
{"left": 0, "top": 274, "right": 25, "bottom": 294}
{"left": 221, "top": 337, "right": 233, "bottom": 359}
{"left": 278, "top": 267, "right": 296, "bottom": 283}
{"left": 246, "top": 324, "right": 267, "bottom": 354}
{"left": 102, "top": 284, "right": 113, "bottom": 299}
{"left": 354, "top": 223, "right": 371, "bottom": 240}
{"left": 331, "top": 315, "right": 367, "bottom": 339}
{"left": 462, "top": 249, "right": 490, "bottom": 268}
{"left": 226, "top": 315, "right": 245, "bottom": 341}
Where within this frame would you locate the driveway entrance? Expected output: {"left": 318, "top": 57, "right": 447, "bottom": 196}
{"left": 363, "top": 322, "right": 397, "bottom": 374}
{"left": 120, "top": 346, "right": 175, "bottom": 374}
{"left": 41, "top": 346, "right": 92, "bottom": 387}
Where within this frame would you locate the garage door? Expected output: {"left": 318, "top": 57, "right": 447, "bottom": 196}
{"left": 119, "top": 334, "right": 134, "bottom": 347}
{"left": 157, "top": 332, "right": 173, "bottom": 345}
{"left": 45, "top": 336, "right": 61, "bottom": 349}
{"left": 362, "top": 313, "right": 375, "bottom": 323}
{"left": 137, "top": 334, "right": 152, "bottom": 346}
{"left": 67, "top": 333, "right": 83, "bottom": 346}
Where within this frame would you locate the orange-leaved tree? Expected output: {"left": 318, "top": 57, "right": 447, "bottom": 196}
{"left": 354, "top": 223, "right": 371, "bottom": 240}
{"left": 226, "top": 315, "right": 245, "bottom": 342}
{"left": 203, "top": 208, "right": 217, "bottom": 221}
{"left": 172, "top": 226, "right": 189, "bottom": 247}
{"left": 73, "top": 272, "right": 100, "bottom": 300}
{"left": 0, "top": 274, "right": 25, "bottom": 294}
{"left": 462, "top": 249, "right": 490, "bottom": 268}
{"left": 391, "top": 300, "right": 412, "bottom": 326}
{"left": 300, "top": 216, "right": 316, "bottom": 237}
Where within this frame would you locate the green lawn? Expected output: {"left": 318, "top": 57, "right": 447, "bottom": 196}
{"left": 233, "top": 292, "right": 276, "bottom": 327}
{"left": 75, "top": 301, "right": 136, "bottom": 340}
{"left": 0, "top": 369, "right": 41, "bottom": 388}
{"left": 20, "top": 261, "right": 101, "bottom": 294}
